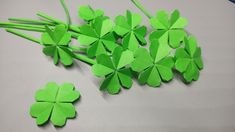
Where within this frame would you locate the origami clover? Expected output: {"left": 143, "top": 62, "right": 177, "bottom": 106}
{"left": 114, "top": 10, "right": 147, "bottom": 51}
{"left": 42, "top": 25, "right": 74, "bottom": 66}
{"left": 149, "top": 10, "right": 188, "bottom": 48}
{"left": 175, "top": 36, "right": 203, "bottom": 82}
{"left": 92, "top": 46, "right": 134, "bottom": 94}
{"left": 30, "top": 82, "right": 80, "bottom": 127}
{"left": 131, "top": 40, "right": 174, "bottom": 87}
{"left": 77, "top": 17, "right": 118, "bottom": 57}
{"left": 78, "top": 5, "right": 104, "bottom": 22}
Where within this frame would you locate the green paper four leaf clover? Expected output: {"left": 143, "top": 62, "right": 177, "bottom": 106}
{"left": 92, "top": 46, "right": 134, "bottom": 94}
{"left": 30, "top": 82, "right": 80, "bottom": 127}
{"left": 42, "top": 25, "right": 74, "bottom": 66}
{"left": 78, "top": 5, "right": 104, "bottom": 21}
{"left": 77, "top": 17, "right": 118, "bottom": 57}
{"left": 175, "top": 36, "right": 203, "bottom": 82}
{"left": 131, "top": 40, "right": 174, "bottom": 87}
{"left": 149, "top": 10, "right": 188, "bottom": 48}
{"left": 114, "top": 10, "right": 147, "bottom": 51}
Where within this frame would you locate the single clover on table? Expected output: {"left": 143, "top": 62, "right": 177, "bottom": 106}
{"left": 30, "top": 82, "right": 80, "bottom": 127}
{"left": 42, "top": 24, "right": 74, "bottom": 66}
{"left": 77, "top": 17, "right": 118, "bottom": 58}
{"left": 175, "top": 36, "right": 203, "bottom": 83}
{"left": 92, "top": 46, "right": 134, "bottom": 94}
{"left": 78, "top": 5, "right": 104, "bottom": 22}
{"left": 149, "top": 10, "right": 188, "bottom": 48}
{"left": 114, "top": 10, "right": 147, "bottom": 51}
{"left": 131, "top": 40, "right": 174, "bottom": 87}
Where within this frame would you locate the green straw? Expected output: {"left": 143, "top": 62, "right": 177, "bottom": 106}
{"left": 6, "top": 29, "right": 41, "bottom": 44}
{"left": 131, "top": 0, "right": 153, "bottom": 19}
{"left": 60, "top": 0, "right": 72, "bottom": 25}
{"left": 74, "top": 53, "right": 96, "bottom": 65}
{"left": 37, "top": 12, "right": 65, "bottom": 25}
{"left": 2, "top": 25, "right": 45, "bottom": 32}
{"left": 8, "top": 18, "right": 55, "bottom": 25}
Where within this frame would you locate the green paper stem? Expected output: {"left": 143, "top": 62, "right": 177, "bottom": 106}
{"left": 37, "top": 12, "right": 80, "bottom": 33}
{"left": 74, "top": 54, "right": 96, "bottom": 65}
{"left": 8, "top": 18, "right": 55, "bottom": 25}
{"left": 69, "top": 31, "right": 80, "bottom": 38}
{"left": 130, "top": 0, "right": 153, "bottom": 19}
{"left": 70, "top": 47, "right": 87, "bottom": 53}
{"left": 6, "top": 29, "right": 41, "bottom": 44}
{"left": 0, "top": 22, "right": 49, "bottom": 29}
{"left": 69, "top": 25, "right": 80, "bottom": 33}
{"left": 60, "top": 0, "right": 72, "bottom": 25}
{"left": 1, "top": 22, "right": 79, "bottom": 38}
{"left": 37, "top": 12, "right": 65, "bottom": 25}
{"left": 1, "top": 25, "right": 45, "bottom": 32}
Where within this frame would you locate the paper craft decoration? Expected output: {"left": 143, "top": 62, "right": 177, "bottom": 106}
{"left": 77, "top": 17, "right": 117, "bottom": 57}
{"left": 78, "top": 5, "right": 104, "bottom": 21}
{"left": 92, "top": 46, "right": 134, "bottom": 94}
{"left": 30, "top": 82, "right": 80, "bottom": 126}
{"left": 149, "top": 10, "right": 188, "bottom": 48}
{"left": 131, "top": 40, "right": 174, "bottom": 86}
{"left": 42, "top": 25, "right": 74, "bottom": 66}
{"left": 0, "top": 0, "right": 204, "bottom": 96}
{"left": 175, "top": 36, "right": 203, "bottom": 82}
{"left": 114, "top": 10, "right": 147, "bottom": 51}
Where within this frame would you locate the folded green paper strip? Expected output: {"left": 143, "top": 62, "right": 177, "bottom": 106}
{"left": 30, "top": 82, "right": 80, "bottom": 127}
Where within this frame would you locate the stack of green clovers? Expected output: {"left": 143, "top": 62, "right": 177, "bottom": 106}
{"left": 0, "top": 0, "right": 203, "bottom": 127}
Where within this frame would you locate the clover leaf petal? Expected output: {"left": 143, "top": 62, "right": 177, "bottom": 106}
{"left": 114, "top": 10, "right": 147, "bottom": 51}
{"left": 78, "top": 17, "right": 118, "bottom": 57}
{"left": 175, "top": 36, "right": 203, "bottom": 82}
{"left": 131, "top": 40, "right": 174, "bottom": 87}
{"left": 92, "top": 46, "right": 134, "bottom": 94}
{"left": 78, "top": 5, "right": 104, "bottom": 21}
{"left": 30, "top": 82, "right": 80, "bottom": 127}
{"left": 41, "top": 25, "right": 74, "bottom": 66}
{"left": 150, "top": 10, "right": 188, "bottom": 48}
{"left": 92, "top": 54, "right": 115, "bottom": 77}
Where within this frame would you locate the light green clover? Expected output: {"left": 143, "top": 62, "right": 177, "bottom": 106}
{"left": 92, "top": 46, "right": 134, "bottom": 94}
{"left": 42, "top": 25, "right": 74, "bottom": 66}
{"left": 77, "top": 17, "right": 118, "bottom": 57}
{"left": 175, "top": 36, "right": 203, "bottom": 83}
{"left": 131, "top": 40, "right": 174, "bottom": 87}
{"left": 30, "top": 82, "right": 80, "bottom": 127}
{"left": 78, "top": 5, "right": 104, "bottom": 22}
{"left": 149, "top": 10, "right": 188, "bottom": 48}
{"left": 114, "top": 10, "right": 147, "bottom": 51}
